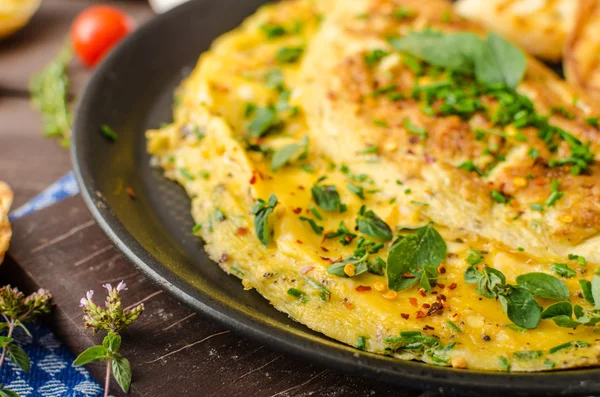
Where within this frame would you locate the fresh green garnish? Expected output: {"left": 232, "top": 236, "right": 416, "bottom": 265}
{"left": 466, "top": 249, "right": 484, "bottom": 265}
{"left": 347, "top": 183, "right": 365, "bottom": 199}
{"left": 373, "top": 119, "right": 389, "bottom": 127}
{"left": 100, "top": 124, "right": 118, "bottom": 141}
{"left": 490, "top": 190, "right": 507, "bottom": 204}
{"left": 528, "top": 148, "right": 539, "bottom": 159}
{"left": 550, "top": 263, "right": 576, "bottom": 278}
{"left": 276, "top": 46, "right": 304, "bottom": 63}
{"left": 446, "top": 320, "right": 462, "bottom": 333}
{"left": 287, "top": 288, "right": 308, "bottom": 303}
{"left": 356, "top": 336, "right": 367, "bottom": 350}
{"left": 393, "top": 7, "right": 414, "bottom": 20}
{"left": 403, "top": 119, "right": 428, "bottom": 138}
{"left": 364, "top": 49, "right": 389, "bottom": 67}
{"left": 498, "top": 356, "right": 510, "bottom": 371}
{"left": 585, "top": 116, "right": 599, "bottom": 128}
{"left": 513, "top": 350, "right": 543, "bottom": 360}
{"left": 515, "top": 273, "right": 570, "bottom": 301}
{"left": 299, "top": 216, "right": 324, "bottom": 235}
{"left": 356, "top": 206, "right": 393, "bottom": 241}
{"left": 384, "top": 331, "right": 454, "bottom": 364}
{"left": 179, "top": 168, "right": 195, "bottom": 181}
{"left": 324, "top": 221, "right": 356, "bottom": 245}
{"left": 457, "top": 161, "right": 484, "bottom": 176}
{"left": 247, "top": 107, "right": 278, "bottom": 138}
{"left": 386, "top": 223, "right": 446, "bottom": 292}
{"left": 311, "top": 183, "right": 346, "bottom": 212}
{"left": 251, "top": 194, "right": 278, "bottom": 246}
{"left": 260, "top": 23, "right": 286, "bottom": 39}
{"left": 546, "top": 178, "right": 563, "bottom": 207}
{"left": 271, "top": 136, "right": 309, "bottom": 171}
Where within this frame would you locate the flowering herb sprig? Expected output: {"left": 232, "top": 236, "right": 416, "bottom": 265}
{"left": 0, "top": 286, "right": 53, "bottom": 397}
{"left": 73, "top": 282, "right": 144, "bottom": 397}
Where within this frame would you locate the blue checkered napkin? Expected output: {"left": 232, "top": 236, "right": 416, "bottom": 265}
{"left": 9, "top": 172, "right": 80, "bottom": 221}
{"left": 0, "top": 324, "right": 102, "bottom": 397}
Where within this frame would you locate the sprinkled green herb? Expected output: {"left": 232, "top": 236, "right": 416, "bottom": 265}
{"left": 544, "top": 360, "right": 555, "bottom": 369}
{"left": 362, "top": 146, "right": 379, "bottom": 154}
{"left": 446, "top": 320, "right": 462, "bottom": 333}
{"left": 251, "top": 194, "right": 278, "bottom": 246}
{"left": 498, "top": 356, "right": 510, "bottom": 371}
{"left": 514, "top": 350, "right": 543, "bottom": 360}
{"left": 247, "top": 107, "right": 278, "bottom": 138}
{"left": 404, "top": 189, "right": 411, "bottom": 195}
{"left": 466, "top": 249, "right": 484, "bottom": 265}
{"left": 528, "top": 147, "right": 539, "bottom": 160}
{"left": 403, "top": 119, "right": 428, "bottom": 138}
{"left": 300, "top": 164, "right": 314, "bottom": 173}
{"left": 299, "top": 216, "right": 324, "bottom": 235}
{"left": 364, "top": 49, "right": 389, "bottom": 67}
{"left": 410, "top": 200, "right": 428, "bottom": 207}
{"left": 287, "top": 288, "right": 308, "bottom": 303}
{"left": 550, "top": 106, "right": 575, "bottom": 120}
{"left": 372, "top": 84, "right": 397, "bottom": 97}
{"left": 568, "top": 254, "right": 586, "bottom": 266}
{"left": 356, "top": 336, "right": 367, "bottom": 350}
{"left": 179, "top": 168, "right": 195, "bottom": 181}
{"left": 585, "top": 117, "right": 599, "bottom": 128}
{"left": 530, "top": 203, "right": 544, "bottom": 212}
{"left": 325, "top": 221, "right": 356, "bottom": 245}
{"left": 276, "top": 46, "right": 304, "bottom": 63}
{"left": 356, "top": 206, "right": 393, "bottom": 241}
{"left": 311, "top": 184, "right": 346, "bottom": 212}
{"left": 550, "top": 263, "right": 576, "bottom": 278}
{"left": 393, "top": 7, "right": 414, "bottom": 20}
{"left": 440, "top": 10, "right": 452, "bottom": 23}
{"left": 100, "top": 125, "right": 118, "bottom": 141}
{"left": 192, "top": 224, "right": 202, "bottom": 233}
{"left": 458, "top": 161, "right": 484, "bottom": 176}
{"left": 309, "top": 205, "right": 322, "bottom": 220}
{"left": 260, "top": 23, "right": 286, "bottom": 39}
{"left": 546, "top": 178, "right": 564, "bottom": 207}
{"left": 271, "top": 136, "right": 309, "bottom": 171}
{"left": 305, "top": 277, "right": 331, "bottom": 298}
{"left": 491, "top": 190, "right": 507, "bottom": 204}
{"left": 347, "top": 183, "right": 365, "bottom": 199}
{"left": 518, "top": 247, "right": 525, "bottom": 252}
{"left": 231, "top": 267, "right": 244, "bottom": 277}
{"left": 373, "top": 119, "right": 389, "bottom": 127}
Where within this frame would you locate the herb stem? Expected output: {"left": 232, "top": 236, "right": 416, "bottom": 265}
{"left": 0, "top": 319, "right": 15, "bottom": 370}
{"left": 104, "top": 359, "right": 111, "bottom": 397}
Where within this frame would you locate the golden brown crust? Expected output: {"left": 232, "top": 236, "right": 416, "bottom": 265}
{"left": 0, "top": 181, "right": 13, "bottom": 265}
{"left": 564, "top": 0, "right": 600, "bottom": 103}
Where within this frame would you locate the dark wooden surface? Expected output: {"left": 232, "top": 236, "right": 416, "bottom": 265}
{"left": 0, "top": 1, "right": 433, "bottom": 396}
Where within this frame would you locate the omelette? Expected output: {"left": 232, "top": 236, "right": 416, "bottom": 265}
{"left": 147, "top": 0, "right": 600, "bottom": 372}
{"left": 0, "top": 181, "right": 13, "bottom": 264}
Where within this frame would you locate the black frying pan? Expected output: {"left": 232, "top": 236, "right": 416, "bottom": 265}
{"left": 71, "top": 1, "right": 600, "bottom": 395}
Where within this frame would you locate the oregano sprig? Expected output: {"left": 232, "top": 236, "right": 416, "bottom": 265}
{"left": 74, "top": 282, "right": 144, "bottom": 397}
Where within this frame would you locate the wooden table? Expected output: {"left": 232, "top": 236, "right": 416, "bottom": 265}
{"left": 0, "top": 1, "right": 435, "bottom": 396}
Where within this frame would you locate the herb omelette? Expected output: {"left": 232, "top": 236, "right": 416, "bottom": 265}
{"left": 147, "top": 0, "right": 600, "bottom": 372}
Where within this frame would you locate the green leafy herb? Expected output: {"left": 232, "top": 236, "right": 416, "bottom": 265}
{"left": 384, "top": 331, "right": 453, "bottom": 364}
{"left": 386, "top": 223, "right": 446, "bottom": 291}
{"left": 100, "top": 125, "right": 118, "bottom": 141}
{"left": 251, "top": 194, "right": 278, "bottom": 246}
{"left": 271, "top": 136, "right": 309, "bottom": 171}
{"left": 347, "top": 183, "right": 365, "bottom": 199}
{"left": 513, "top": 350, "right": 543, "bottom": 360}
{"left": 327, "top": 255, "right": 369, "bottom": 278}
{"left": 592, "top": 275, "right": 600, "bottom": 310}
{"left": 498, "top": 356, "right": 510, "bottom": 371}
{"left": 276, "top": 46, "right": 304, "bottom": 63}
{"left": 528, "top": 148, "right": 539, "bottom": 159}
{"left": 356, "top": 336, "right": 367, "bottom": 350}
{"left": 299, "top": 216, "right": 324, "bottom": 235}
{"left": 457, "top": 161, "right": 484, "bottom": 176}
{"left": 356, "top": 207, "right": 393, "bottom": 241}
{"left": 550, "top": 263, "right": 576, "bottom": 278}
{"left": 364, "top": 49, "right": 389, "bottom": 66}
{"left": 30, "top": 42, "right": 74, "bottom": 147}
{"left": 490, "top": 190, "right": 507, "bottom": 204}
{"left": 474, "top": 33, "right": 526, "bottom": 89}
{"left": 403, "top": 119, "right": 428, "bottom": 138}
{"left": 466, "top": 249, "right": 484, "bottom": 265}
{"left": 260, "top": 23, "right": 286, "bottom": 39}
{"left": 287, "top": 288, "right": 309, "bottom": 303}
{"left": 585, "top": 117, "right": 599, "bottom": 128}
{"left": 179, "top": 168, "right": 195, "bottom": 181}
{"left": 247, "top": 107, "right": 278, "bottom": 138}
{"left": 324, "top": 221, "right": 356, "bottom": 245}
{"left": 515, "top": 273, "right": 570, "bottom": 301}
{"left": 580, "top": 279, "right": 595, "bottom": 305}
{"left": 311, "top": 184, "right": 345, "bottom": 212}
{"left": 446, "top": 320, "right": 462, "bottom": 333}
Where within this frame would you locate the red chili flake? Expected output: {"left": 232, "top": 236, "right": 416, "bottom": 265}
{"left": 448, "top": 283, "right": 457, "bottom": 290}
{"left": 436, "top": 283, "right": 445, "bottom": 289}
{"left": 438, "top": 265, "right": 446, "bottom": 274}
{"left": 407, "top": 149, "right": 415, "bottom": 155}
{"left": 426, "top": 302, "right": 444, "bottom": 316}
{"left": 415, "top": 310, "right": 426, "bottom": 319}
{"left": 418, "top": 288, "right": 427, "bottom": 297}
{"left": 402, "top": 272, "right": 415, "bottom": 278}
{"left": 423, "top": 325, "right": 435, "bottom": 330}
{"left": 401, "top": 313, "right": 410, "bottom": 320}
{"left": 409, "top": 136, "right": 420, "bottom": 144}
{"left": 431, "top": 291, "right": 438, "bottom": 295}
{"left": 327, "top": 91, "right": 337, "bottom": 100}
{"left": 439, "top": 294, "right": 447, "bottom": 302}
{"left": 249, "top": 173, "right": 257, "bottom": 185}
{"left": 408, "top": 297, "right": 418, "bottom": 307}
{"left": 293, "top": 208, "right": 302, "bottom": 214}
{"left": 301, "top": 266, "right": 314, "bottom": 274}
{"left": 534, "top": 177, "right": 546, "bottom": 185}
{"left": 424, "top": 154, "right": 436, "bottom": 164}
{"left": 422, "top": 303, "right": 431, "bottom": 309}
{"left": 355, "top": 286, "right": 372, "bottom": 292}
{"left": 343, "top": 302, "right": 354, "bottom": 309}
{"left": 296, "top": 240, "right": 303, "bottom": 244}
{"left": 125, "top": 187, "right": 136, "bottom": 199}
{"left": 321, "top": 246, "right": 329, "bottom": 252}
{"left": 297, "top": 185, "right": 305, "bottom": 190}
{"left": 220, "top": 253, "right": 229, "bottom": 262}
{"left": 236, "top": 227, "right": 248, "bottom": 235}
{"left": 344, "top": 235, "right": 353, "bottom": 243}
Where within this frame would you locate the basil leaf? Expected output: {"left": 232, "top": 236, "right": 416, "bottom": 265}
{"left": 311, "top": 184, "right": 344, "bottom": 212}
{"left": 356, "top": 209, "right": 392, "bottom": 241}
{"left": 386, "top": 223, "right": 446, "bottom": 291}
{"left": 112, "top": 356, "right": 132, "bottom": 393}
{"left": 271, "top": 136, "right": 308, "bottom": 171}
{"left": 367, "top": 257, "right": 386, "bottom": 276}
{"left": 247, "top": 107, "right": 277, "bottom": 138}
{"left": 551, "top": 315, "right": 581, "bottom": 328}
{"left": 251, "top": 194, "right": 278, "bottom": 246}
{"left": 474, "top": 33, "right": 526, "bottom": 89}
{"left": 503, "top": 287, "right": 541, "bottom": 329}
{"left": 299, "top": 216, "right": 323, "bottom": 235}
{"left": 389, "top": 31, "right": 481, "bottom": 74}
{"left": 592, "top": 275, "right": 600, "bottom": 310}
{"left": 327, "top": 256, "right": 369, "bottom": 278}
{"left": 574, "top": 304, "right": 584, "bottom": 319}
{"left": 516, "top": 272, "right": 570, "bottom": 301}
{"left": 579, "top": 279, "right": 594, "bottom": 305}
{"left": 477, "top": 266, "right": 506, "bottom": 298}
{"left": 541, "top": 301, "right": 572, "bottom": 319}
{"left": 73, "top": 345, "right": 108, "bottom": 366}
{"left": 464, "top": 265, "right": 480, "bottom": 284}
{"left": 466, "top": 249, "right": 484, "bottom": 265}
{"left": 276, "top": 46, "right": 304, "bottom": 64}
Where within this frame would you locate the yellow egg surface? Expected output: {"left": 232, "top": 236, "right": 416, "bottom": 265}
{"left": 147, "top": 0, "right": 600, "bottom": 372}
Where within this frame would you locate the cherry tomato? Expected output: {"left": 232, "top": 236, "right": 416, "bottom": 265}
{"left": 70, "top": 5, "right": 134, "bottom": 67}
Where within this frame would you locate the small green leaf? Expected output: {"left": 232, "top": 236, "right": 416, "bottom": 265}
{"left": 103, "top": 333, "right": 121, "bottom": 353}
{"left": 251, "top": 195, "right": 278, "bottom": 246}
{"left": 551, "top": 315, "right": 581, "bottom": 328}
{"left": 247, "top": 107, "right": 277, "bottom": 138}
{"left": 100, "top": 124, "right": 119, "bottom": 141}
{"left": 7, "top": 344, "right": 30, "bottom": 373}
{"left": 112, "top": 356, "right": 132, "bottom": 393}
{"left": 73, "top": 345, "right": 109, "bottom": 367}
{"left": 550, "top": 263, "right": 576, "bottom": 279}
{"left": 386, "top": 223, "right": 446, "bottom": 291}
{"left": 311, "top": 184, "right": 344, "bottom": 212}
{"left": 474, "top": 33, "right": 526, "bottom": 89}
{"left": 271, "top": 136, "right": 308, "bottom": 171}
{"left": 592, "top": 275, "right": 600, "bottom": 310}
{"left": 516, "top": 273, "right": 570, "bottom": 301}
{"left": 580, "top": 279, "right": 595, "bottom": 305}
{"left": 503, "top": 287, "right": 541, "bottom": 329}
{"left": 356, "top": 209, "right": 392, "bottom": 241}
{"left": 0, "top": 336, "right": 13, "bottom": 348}
{"left": 275, "top": 46, "right": 304, "bottom": 64}
{"left": 541, "top": 301, "right": 572, "bottom": 319}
